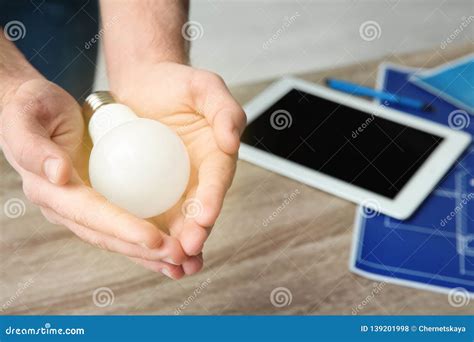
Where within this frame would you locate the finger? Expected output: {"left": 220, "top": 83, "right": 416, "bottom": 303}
{"left": 177, "top": 185, "right": 207, "bottom": 256}
{"left": 179, "top": 152, "right": 235, "bottom": 256}
{"left": 24, "top": 174, "right": 186, "bottom": 265}
{"left": 153, "top": 198, "right": 186, "bottom": 239}
{"left": 194, "top": 151, "right": 236, "bottom": 227}
{"left": 191, "top": 70, "right": 246, "bottom": 154}
{"left": 179, "top": 219, "right": 208, "bottom": 257}
{"left": 182, "top": 253, "right": 204, "bottom": 275}
{"left": 40, "top": 207, "right": 184, "bottom": 265}
{"left": 130, "top": 257, "right": 185, "bottom": 280}
{"left": 152, "top": 200, "right": 205, "bottom": 274}
{"left": 1, "top": 101, "right": 73, "bottom": 185}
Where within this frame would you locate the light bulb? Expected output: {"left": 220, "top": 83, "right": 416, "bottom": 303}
{"left": 84, "top": 91, "right": 190, "bottom": 218}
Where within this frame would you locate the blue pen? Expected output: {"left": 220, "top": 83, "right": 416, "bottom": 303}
{"left": 326, "top": 78, "right": 432, "bottom": 112}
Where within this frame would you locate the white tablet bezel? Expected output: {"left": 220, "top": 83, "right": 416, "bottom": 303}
{"left": 239, "top": 76, "right": 471, "bottom": 219}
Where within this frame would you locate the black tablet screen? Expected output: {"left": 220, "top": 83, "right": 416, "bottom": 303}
{"left": 241, "top": 89, "right": 443, "bottom": 199}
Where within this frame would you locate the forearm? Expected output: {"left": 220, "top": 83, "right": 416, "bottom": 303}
{"left": 100, "top": 0, "right": 190, "bottom": 90}
{"left": 0, "top": 34, "right": 42, "bottom": 109}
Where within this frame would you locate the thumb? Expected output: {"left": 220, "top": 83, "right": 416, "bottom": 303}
{"left": 1, "top": 101, "right": 73, "bottom": 185}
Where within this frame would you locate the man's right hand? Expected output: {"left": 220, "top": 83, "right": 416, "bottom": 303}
{"left": 0, "top": 78, "right": 189, "bottom": 279}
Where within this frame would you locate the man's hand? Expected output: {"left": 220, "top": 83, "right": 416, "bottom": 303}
{"left": 110, "top": 62, "right": 246, "bottom": 275}
{"left": 100, "top": 0, "right": 246, "bottom": 275}
{"left": 0, "top": 78, "right": 188, "bottom": 279}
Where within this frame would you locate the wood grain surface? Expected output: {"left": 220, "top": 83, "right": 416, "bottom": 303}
{"left": 1, "top": 44, "right": 473, "bottom": 315}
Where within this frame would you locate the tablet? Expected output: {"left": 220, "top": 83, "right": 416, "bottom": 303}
{"left": 239, "top": 77, "right": 471, "bottom": 219}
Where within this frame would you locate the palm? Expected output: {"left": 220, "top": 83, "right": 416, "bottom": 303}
{"left": 149, "top": 112, "right": 234, "bottom": 252}
{"left": 112, "top": 63, "right": 243, "bottom": 256}
{"left": 2, "top": 79, "right": 86, "bottom": 183}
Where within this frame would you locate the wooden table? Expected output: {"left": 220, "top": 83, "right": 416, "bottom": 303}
{"left": 1, "top": 44, "right": 473, "bottom": 315}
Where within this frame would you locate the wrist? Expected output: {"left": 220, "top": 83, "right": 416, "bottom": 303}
{"left": 0, "top": 36, "right": 43, "bottom": 109}
{"left": 0, "top": 56, "right": 43, "bottom": 107}
{"left": 107, "top": 60, "right": 183, "bottom": 100}
{"left": 104, "top": 35, "right": 189, "bottom": 96}
{"left": 1, "top": 73, "right": 43, "bottom": 109}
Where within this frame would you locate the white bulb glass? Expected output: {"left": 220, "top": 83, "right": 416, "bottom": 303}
{"left": 88, "top": 102, "right": 190, "bottom": 218}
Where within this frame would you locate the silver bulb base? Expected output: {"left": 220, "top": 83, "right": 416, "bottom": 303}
{"left": 83, "top": 91, "right": 116, "bottom": 117}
